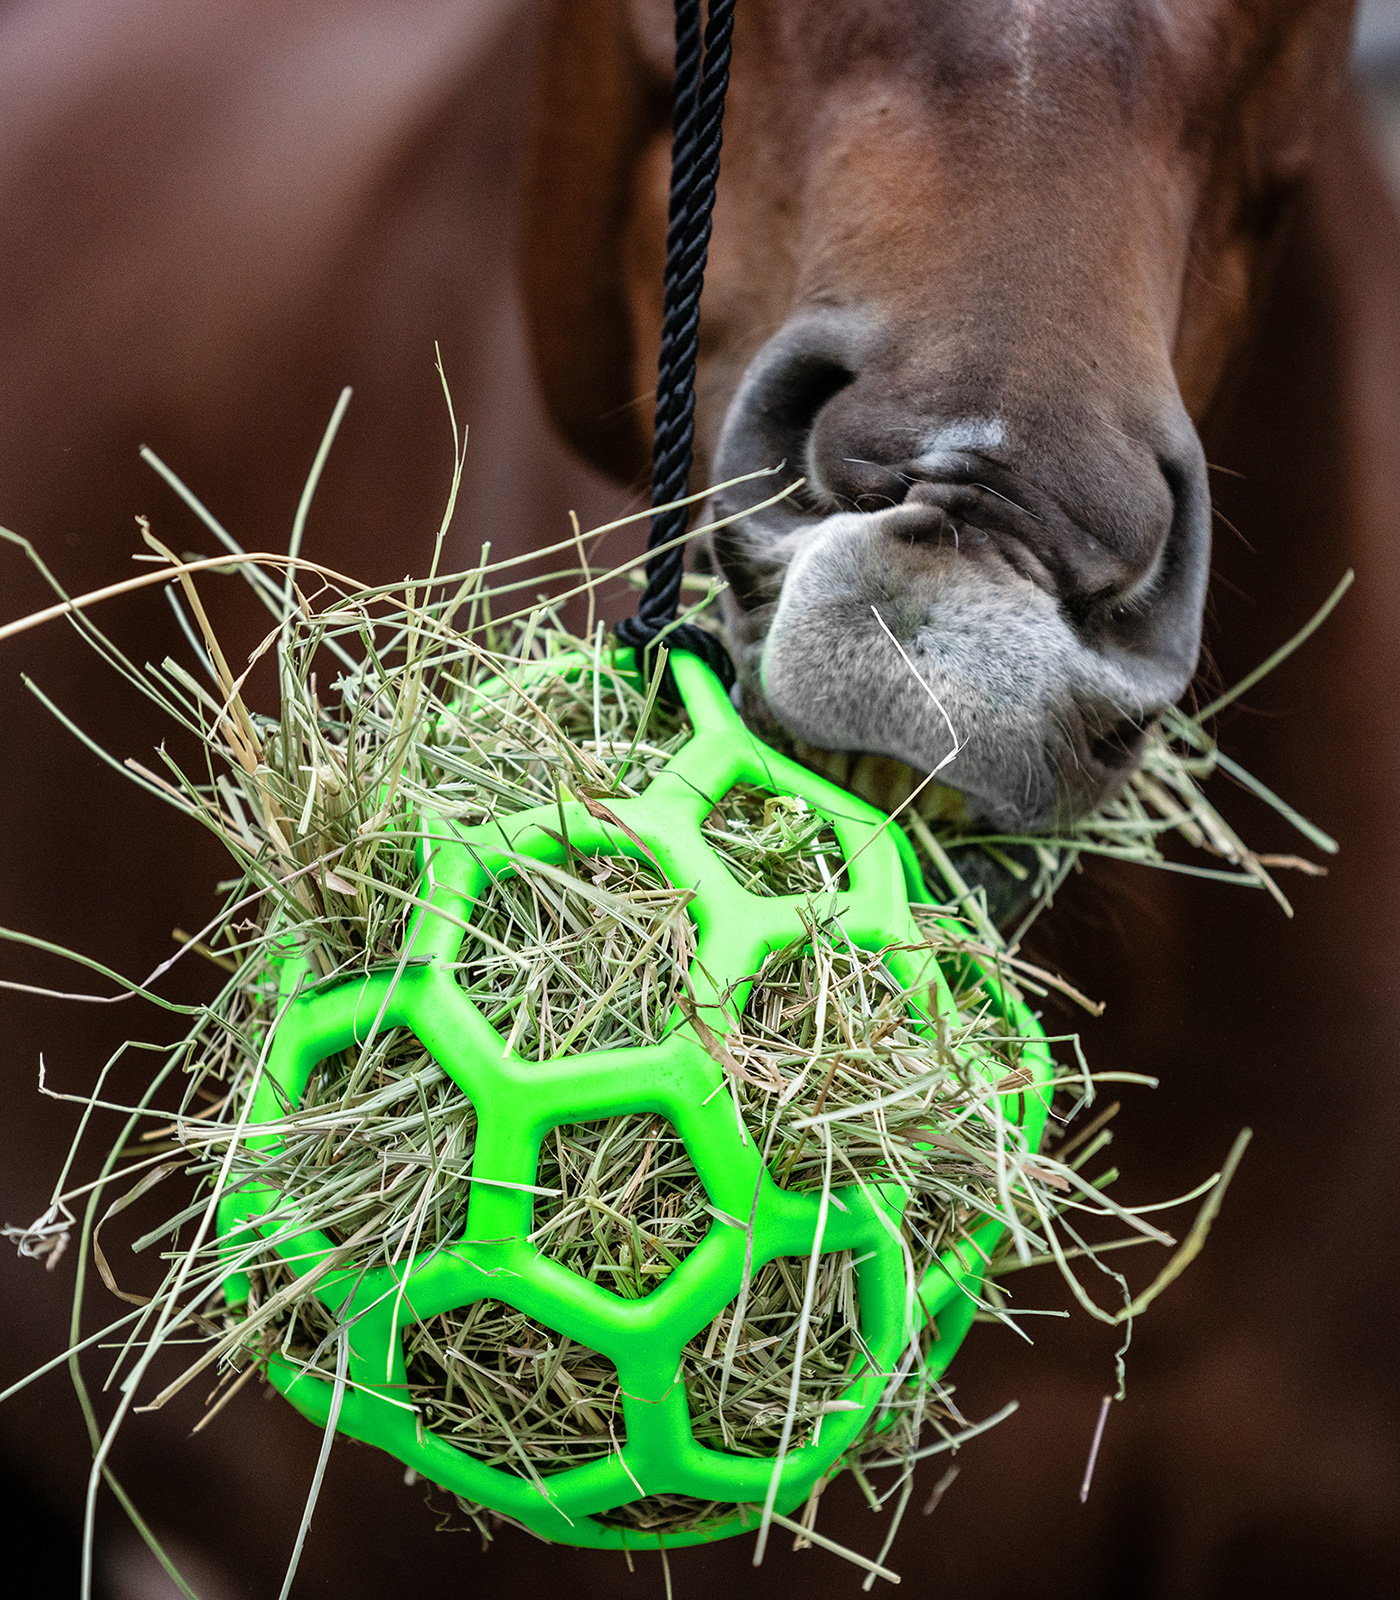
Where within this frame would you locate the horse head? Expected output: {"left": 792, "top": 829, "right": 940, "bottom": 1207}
{"left": 522, "top": 0, "right": 1355, "bottom": 831}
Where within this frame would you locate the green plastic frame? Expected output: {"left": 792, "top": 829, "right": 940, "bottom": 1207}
{"left": 217, "top": 649, "right": 1051, "bottom": 1549}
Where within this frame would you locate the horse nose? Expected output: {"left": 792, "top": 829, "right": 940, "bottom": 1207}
{"left": 710, "top": 314, "right": 863, "bottom": 509}
{"left": 712, "top": 312, "right": 1176, "bottom": 602}
{"left": 712, "top": 311, "right": 1210, "bottom": 692}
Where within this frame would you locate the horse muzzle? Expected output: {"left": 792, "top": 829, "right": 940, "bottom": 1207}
{"left": 704, "top": 310, "right": 1212, "bottom": 831}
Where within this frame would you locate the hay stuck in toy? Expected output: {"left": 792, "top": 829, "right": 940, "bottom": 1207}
{"left": 157, "top": 597, "right": 1073, "bottom": 1544}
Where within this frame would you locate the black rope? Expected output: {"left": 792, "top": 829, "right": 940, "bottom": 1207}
{"left": 616, "top": 0, "right": 737, "bottom": 690}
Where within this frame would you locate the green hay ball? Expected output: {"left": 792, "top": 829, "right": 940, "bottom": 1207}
{"left": 217, "top": 649, "right": 1051, "bottom": 1549}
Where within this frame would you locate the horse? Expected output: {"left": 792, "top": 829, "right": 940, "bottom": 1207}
{"left": 1, "top": 2, "right": 1398, "bottom": 1595}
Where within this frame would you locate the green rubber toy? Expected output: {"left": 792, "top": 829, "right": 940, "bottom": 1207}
{"left": 217, "top": 649, "right": 1051, "bottom": 1550}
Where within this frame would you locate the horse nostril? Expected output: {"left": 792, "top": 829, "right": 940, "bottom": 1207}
{"left": 765, "top": 353, "right": 855, "bottom": 446}
{"left": 1089, "top": 716, "right": 1150, "bottom": 769}
{"left": 712, "top": 315, "right": 869, "bottom": 520}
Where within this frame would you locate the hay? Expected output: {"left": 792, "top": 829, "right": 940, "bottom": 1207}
{"left": 0, "top": 430, "right": 1336, "bottom": 1584}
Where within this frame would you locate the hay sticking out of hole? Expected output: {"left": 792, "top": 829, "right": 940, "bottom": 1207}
{"left": 406, "top": 1308, "right": 624, "bottom": 1477}
{"left": 701, "top": 786, "right": 845, "bottom": 897}
{"left": 461, "top": 854, "right": 696, "bottom": 1057}
{"left": 531, "top": 1116, "right": 710, "bottom": 1290}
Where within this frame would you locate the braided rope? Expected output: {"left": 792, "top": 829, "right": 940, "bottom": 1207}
{"left": 616, "top": 0, "right": 737, "bottom": 690}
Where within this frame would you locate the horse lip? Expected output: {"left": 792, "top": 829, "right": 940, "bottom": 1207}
{"left": 745, "top": 510, "right": 1173, "bottom": 831}
{"left": 883, "top": 495, "right": 1065, "bottom": 597}
{"left": 898, "top": 472, "right": 1118, "bottom": 604}
{"left": 903, "top": 476, "right": 1042, "bottom": 536}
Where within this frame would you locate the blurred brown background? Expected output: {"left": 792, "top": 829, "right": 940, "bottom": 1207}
{"left": 3, "top": 3, "right": 1400, "bottom": 1597}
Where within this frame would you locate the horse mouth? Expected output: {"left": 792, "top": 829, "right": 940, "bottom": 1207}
{"left": 788, "top": 739, "right": 971, "bottom": 825}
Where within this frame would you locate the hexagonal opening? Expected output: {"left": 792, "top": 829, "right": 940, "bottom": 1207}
{"left": 530, "top": 1115, "right": 709, "bottom": 1299}
{"left": 727, "top": 929, "right": 1027, "bottom": 1316}
{"left": 682, "top": 1250, "right": 861, "bottom": 1458}
{"left": 429, "top": 667, "right": 692, "bottom": 823}
{"left": 534, "top": 671, "right": 691, "bottom": 794}
{"left": 231, "top": 1025, "right": 478, "bottom": 1356}
{"left": 702, "top": 783, "right": 848, "bottom": 897}
{"left": 406, "top": 1304, "right": 622, "bottom": 1473}
{"left": 292, "top": 1026, "right": 477, "bottom": 1243}
{"left": 457, "top": 852, "right": 696, "bottom": 1058}
{"left": 731, "top": 937, "right": 945, "bottom": 1193}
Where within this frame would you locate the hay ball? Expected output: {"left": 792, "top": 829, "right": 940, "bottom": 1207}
{"left": 212, "top": 639, "right": 1051, "bottom": 1549}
